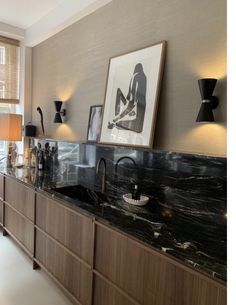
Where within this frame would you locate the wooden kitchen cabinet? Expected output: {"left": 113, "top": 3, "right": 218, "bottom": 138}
{"left": 0, "top": 200, "right": 3, "bottom": 226}
{"left": 3, "top": 176, "right": 35, "bottom": 256}
{"left": 35, "top": 229, "right": 93, "bottom": 305}
{"left": 4, "top": 205, "right": 34, "bottom": 254}
{"left": 35, "top": 193, "right": 94, "bottom": 265}
{"left": 0, "top": 173, "right": 226, "bottom": 305}
{"left": 5, "top": 176, "right": 35, "bottom": 221}
{"left": 93, "top": 274, "right": 136, "bottom": 305}
{"left": 0, "top": 173, "right": 4, "bottom": 200}
{"left": 94, "top": 223, "right": 226, "bottom": 305}
{"left": 0, "top": 173, "right": 3, "bottom": 226}
{"left": 0, "top": 174, "right": 4, "bottom": 226}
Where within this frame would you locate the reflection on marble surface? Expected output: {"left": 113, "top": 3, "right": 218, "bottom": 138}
{"left": 0, "top": 140, "right": 227, "bottom": 282}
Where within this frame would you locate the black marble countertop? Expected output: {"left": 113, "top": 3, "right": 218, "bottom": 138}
{"left": 0, "top": 164, "right": 226, "bottom": 283}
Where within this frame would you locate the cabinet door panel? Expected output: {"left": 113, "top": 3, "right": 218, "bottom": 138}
{"left": 95, "top": 225, "right": 146, "bottom": 303}
{"left": 93, "top": 275, "right": 135, "bottom": 305}
{"left": 0, "top": 174, "right": 4, "bottom": 200}
{"left": 0, "top": 200, "right": 3, "bottom": 225}
{"left": 94, "top": 224, "right": 226, "bottom": 305}
{"left": 36, "top": 193, "right": 93, "bottom": 265}
{"left": 5, "top": 177, "right": 34, "bottom": 220}
{"left": 36, "top": 229, "right": 92, "bottom": 305}
{"left": 5, "top": 205, "right": 34, "bottom": 254}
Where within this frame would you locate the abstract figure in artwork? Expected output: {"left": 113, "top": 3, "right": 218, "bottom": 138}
{"left": 108, "top": 63, "right": 147, "bottom": 133}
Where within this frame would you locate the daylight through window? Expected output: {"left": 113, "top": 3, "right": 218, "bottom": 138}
{"left": 0, "top": 36, "right": 20, "bottom": 104}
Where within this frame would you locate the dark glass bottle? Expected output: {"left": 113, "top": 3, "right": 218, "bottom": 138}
{"left": 38, "top": 151, "right": 45, "bottom": 171}
{"left": 132, "top": 184, "right": 140, "bottom": 200}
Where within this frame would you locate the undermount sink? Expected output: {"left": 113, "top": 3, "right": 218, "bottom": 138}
{"left": 52, "top": 184, "right": 109, "bottom": 205}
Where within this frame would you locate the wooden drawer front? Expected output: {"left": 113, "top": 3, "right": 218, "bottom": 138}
{"left": 36, "top": 193, "right": 93, "bottom": 265}
{"left": 36, "top": 229, "right": 92, "bottom": 305}
{"left": 94, "top": 225, "right": 226, "bottom": 305}
{"left": 0, "top": 174, "right": 4, "bottom": 200}
{"left": 0, "top": 200, "right": 3, "bottom": 225}
{"left": 5, "top": 177, "right": 34, "bottom": 220}
{"left": 93, "top": 275, "right": 135, "bottom": 305}
{"left": 5, "top": 205, "right": 34, "bottom": 254}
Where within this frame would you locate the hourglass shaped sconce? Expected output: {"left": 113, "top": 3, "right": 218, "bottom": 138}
{"left": 196, "top": 78, "right": 219, "bottom": 123}
{"left": 53, "top": 101, "right": 66, "bottom": 123}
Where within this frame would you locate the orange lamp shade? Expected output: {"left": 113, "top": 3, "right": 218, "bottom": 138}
{"left": 0, "top": 114, "right": 22, "bottom": 141}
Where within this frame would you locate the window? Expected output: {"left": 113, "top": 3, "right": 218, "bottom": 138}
{"left": 0, "top": 81, "right": 5, "bottom": 98}
{"left": 0, "top": 46, "right": 5, "bottom": 64}
{"left": 0, "top": 140, "right": 6, "bottom": 158}
{"left": 0, "top": 36, "right": 19, "bottom": 159}
{"left": 0, "top": 35, "right": 20, "bottom": 104}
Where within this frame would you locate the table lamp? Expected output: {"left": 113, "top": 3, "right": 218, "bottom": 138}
{"left": 0, "top": 114, "right": 22, "bottom": 167}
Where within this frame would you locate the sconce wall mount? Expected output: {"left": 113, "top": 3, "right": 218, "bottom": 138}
{"left": 54, "top": 100, "right": 66, "bottom": 123}
{"left": 196, "top": 78, "right": 219, "bottom": 123}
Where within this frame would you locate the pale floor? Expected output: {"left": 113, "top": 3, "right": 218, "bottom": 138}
{"left": 0, "top": 230, "right": 73, "bottom": 305}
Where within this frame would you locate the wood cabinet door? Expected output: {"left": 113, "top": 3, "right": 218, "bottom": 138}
{"left": 0, "top": 200, "right": 3, "bottom": 225}
{"left": 93, "top": 275, "right": 136, "bottom": 305}
{"left": 36, "top": 193, "right": 94, "bottom": 265}
{"left": 0, "top": 174, "right": 4, "bottom": 200}
{"left": 94, "top": 223, "right": 226, "bottom": 305}
{"left": 5, "top": 205, "right": 34, "bottom": 254}
{"left": 5, "top": 177, "right": 35, "bottom": 221}
{"left": 35, "top": 229, "right": 93, "bottom": 305}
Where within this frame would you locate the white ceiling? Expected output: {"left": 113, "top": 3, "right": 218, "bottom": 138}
{"left": 0, "top": 0, "right": 112, "bottom": 46}
{"left": 0, "top": 0, "right": 64, "bottom": 29}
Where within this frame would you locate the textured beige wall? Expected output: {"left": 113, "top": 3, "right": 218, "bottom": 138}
{"left": 31, "top": 0, "right": 227, "bottom": 156}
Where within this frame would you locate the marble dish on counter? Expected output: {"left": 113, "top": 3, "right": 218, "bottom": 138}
{"left": 123, "top": 193, "right": 149, "bottom": 206}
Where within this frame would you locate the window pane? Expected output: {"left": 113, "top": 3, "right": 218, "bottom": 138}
{"left": 0, "top": 46, "right": 5, "bottom": 64}
{"left": 0, "top": 39, "right": 20, "bottom": 102}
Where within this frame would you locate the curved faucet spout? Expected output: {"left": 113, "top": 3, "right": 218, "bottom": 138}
{"left": 115, "top": 156, "right": 139, "bottom": 185}
{"left": 115, "top": 156, "right": 137, "bottom": 173}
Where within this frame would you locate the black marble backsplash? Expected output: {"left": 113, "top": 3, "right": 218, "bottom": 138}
{"left": 24, "top": 139, "right": 226, "bottom": 281}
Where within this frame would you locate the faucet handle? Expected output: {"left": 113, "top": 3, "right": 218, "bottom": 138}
{"left": 96, "top": 158, "right": 107, "bottom": 193}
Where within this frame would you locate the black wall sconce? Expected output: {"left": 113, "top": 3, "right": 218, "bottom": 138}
{"left": 54, "top": 101, "right": 66, "bottom": 123}
{"left": 196, "top": 78, "right": 219, "bottom": 123}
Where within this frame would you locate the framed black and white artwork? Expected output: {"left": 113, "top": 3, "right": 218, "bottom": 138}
{"left": 87, "top": 105, "right": 103, "bottom": 142}
{"left": 99, "top": 41, "right": 166, "bottom": 148}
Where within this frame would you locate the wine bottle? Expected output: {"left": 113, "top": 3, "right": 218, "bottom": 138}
{"left": 38, "top": 151, "right": 44, "bottom": 171}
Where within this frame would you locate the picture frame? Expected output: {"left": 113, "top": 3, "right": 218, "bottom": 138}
{"left": 99, "top": 41, "right": 166, "bottom": 148}
{"left": 87, "top": 105, "right": 103, "bottom": 142}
